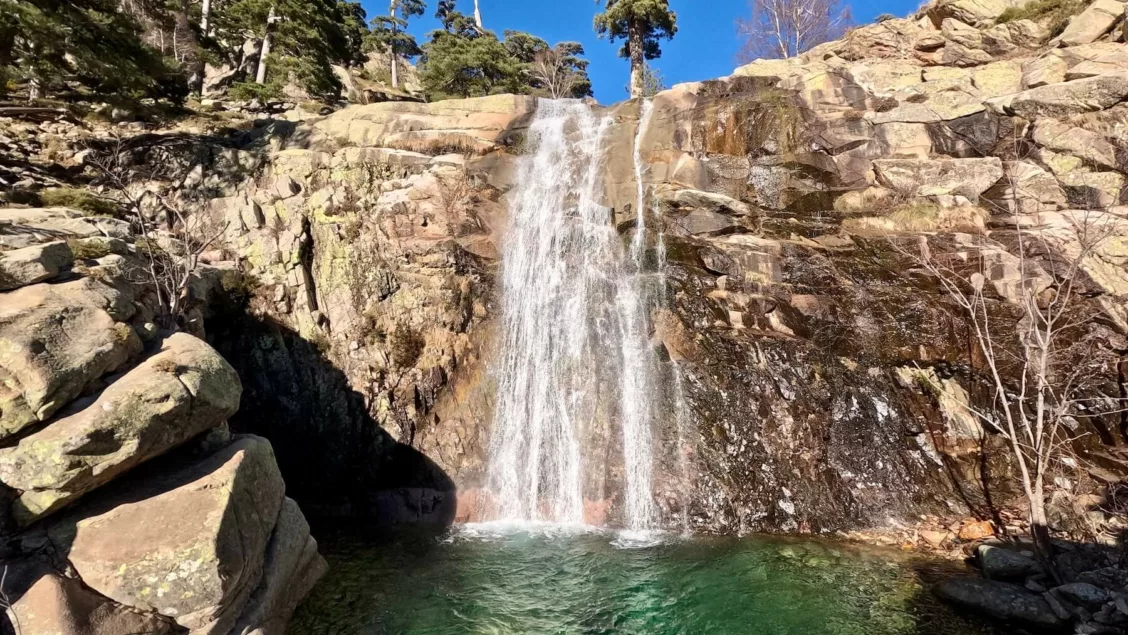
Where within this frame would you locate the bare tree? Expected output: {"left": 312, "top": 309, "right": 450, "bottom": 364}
{"left": 87, "top": 138, "right": 229, "bottom": 331}
{"left": 898, "top": 208, "right": 1123, "bottom": 570}
{"left": 1, "top": 566, "right": 19, "bottom": 635}
{"left": 531, "top": 47, "right": 581, "bottom": 99}
{"left": 736, "top": 0, "right": 851, "bottom": 62}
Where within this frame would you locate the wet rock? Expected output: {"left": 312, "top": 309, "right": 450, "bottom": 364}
{"left": 49, "top": 436, "right": 286, "bottom": 635}
{"left": 0, "top": 283, "right": 142, "bottom": 441}
{"left": 0, "top": 333, "right": 241, "bottom": 524}
{"left": 935, "top": 577, "right": 1066, "bottom": 629}
{"left": 661, "top": 188, "right": 755, "bottom": 216}
{"left": 977, "top": 545, "right": 1044, "bottom": 580}
{"left": 0, "top": 241, "right": 73, "bottom": 291}
{"left": 1054, "top": 582, "right": 1110, "bottom": 609}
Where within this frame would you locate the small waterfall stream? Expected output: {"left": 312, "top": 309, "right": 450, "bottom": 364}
{"left": 487, "top": 99, "right": 664, "bottom": 530}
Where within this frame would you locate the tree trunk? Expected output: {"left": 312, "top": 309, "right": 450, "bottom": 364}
{"left": 200, "top": 0, "right": 211, "bottom": 34}
{"left": 1028, "top": 484, "right": 1060, "bottom": 583}
{"left": 628, "top": 20, "right": 644, "bottom": 99}
{"left": 473, "top": 0, "right": 483, "bottom": 30}
{"left": 389, "top": 0, "right": 399, "bottom": 90}
{"left": 255, "top": 6, "right": 276, "bottom": 85}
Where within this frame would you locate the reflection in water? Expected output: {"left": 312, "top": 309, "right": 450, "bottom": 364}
{"left": 291, "top": 523, "right": 1001, "bottom": 635}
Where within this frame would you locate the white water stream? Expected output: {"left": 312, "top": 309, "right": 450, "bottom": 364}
{"left": 487, "top": 99, "right": 663, "bottom": 531}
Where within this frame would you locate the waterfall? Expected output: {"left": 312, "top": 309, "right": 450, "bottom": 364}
{"left": 486, "top": 99, "right": 661, "bottom": 530}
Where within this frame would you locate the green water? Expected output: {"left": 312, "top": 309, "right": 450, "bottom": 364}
{"left": 290, "top": 523, "right": 999, "bottom": 635}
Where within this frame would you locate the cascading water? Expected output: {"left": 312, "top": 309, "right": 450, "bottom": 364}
{"left": 486, "top": 99, "right": 662, "bottom": 530}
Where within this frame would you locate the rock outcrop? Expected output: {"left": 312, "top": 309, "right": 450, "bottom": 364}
{"left": 139, "top": 0, "right": 1128, "bottom": 541}
{"left": 0, "top": 206, "right": 324, "bottom": 635}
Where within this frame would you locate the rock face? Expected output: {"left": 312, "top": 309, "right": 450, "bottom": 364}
{"left": 0, "top": 207, "right": 323, "bottom": 635}
{"left": 150, "top": 0, "right": 1128, "bottom": 540}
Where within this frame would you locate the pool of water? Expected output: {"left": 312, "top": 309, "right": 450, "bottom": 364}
{"left": 290, "top": 522, "right": 1000, "bottom": 635}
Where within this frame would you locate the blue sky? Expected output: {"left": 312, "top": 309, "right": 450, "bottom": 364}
{"left": 360, "top": 0, "right": 921, "bottom": 104}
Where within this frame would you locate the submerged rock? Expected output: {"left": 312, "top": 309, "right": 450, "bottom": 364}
{"left": 936, "top": 577, "right": 1066, "bottom": 629}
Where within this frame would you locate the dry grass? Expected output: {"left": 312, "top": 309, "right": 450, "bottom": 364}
{"left": 996, "top": 0, "right": 1088, "bottom": 36}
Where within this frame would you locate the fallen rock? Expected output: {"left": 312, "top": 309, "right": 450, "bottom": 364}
{"left": 0, "top": 283, "right": 142, "bottom": 441}
{"left": 1022, "top": 54, "right": 1069, "bottom": 88}
{"left": 1058, "top": 0, "right": 1125, "bottom": 47}
{"left": 872, "top": 157, "right": 1003, "bottom": 200}
{"left": 935, "top": 577, "right": 1066, "bottom": 629}
{"left": 0, "top": 241, "right": 73, "bottom": 291}
{"left": 987, "top": 72, "right": 1128, "bottom": 119}
{"left": 958, "top": 519, "right": 996, "bottom": 540}
{"left": 8, "top": 569, "right": 178, "bottom": 635}
{"left": 978, "top": 545, "right": 1044, "bottom": 580}
{"left": 49, "top": 436, "right": 286, "bottom": 635}
{"left": 1054, "top": 582, "right": 1110, "bottom": 609}
{"left": 0, "top": 333, "right": 241, "bottom": 524}
{"left": 229, "top": 498, "right": 329, "bottom": 635}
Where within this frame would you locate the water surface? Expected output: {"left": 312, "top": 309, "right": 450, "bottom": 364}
{"left": 291, "top": 523, "right": 999, "bottom": 635}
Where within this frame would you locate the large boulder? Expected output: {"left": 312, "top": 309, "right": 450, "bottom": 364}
{"left": 977, "top": 545, "right": 1044, "bottom": 580}
{"left": 0, "top": 333, "right": 241, "bottom": 525}
{"left": 5, "top": 566, "right": 178, "bottom": 635}
{"left": 1032, "top": 119, "right": 1121, "bottom": 171}
{"left": 0, "top": 283, "right": 142, "bottom": 441}
{"left": 935, "top": 577, "right": 1066, "bottom": 629}
{"left": 0, "top": 241, "right": 73, "bottom": 291}
{"left": 48, "top": 436, "right": 286, "bottom": 635}
{"left": 872, "top": 157, "right": 1004, "bottom": 200}
{"left": 1057, "top": 0, "right": 1125, "bottom": 47}
{"left": 229, "top": 498, "right": 328, "bottom": 635}
{"left": 987, "top": 72, "right": 1128, "bottom": 118}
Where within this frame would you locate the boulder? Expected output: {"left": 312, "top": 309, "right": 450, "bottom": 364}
{"left": 0, "top": 241, "right": 73, "bottom": 291}
{"left": 935, "top": 577, "right": 1066, "bottom": 629}
{"left": 1032, "top": 119, "right": 1120, "bottom": 171}
{"left": 7, "top": 569, "right": 178, "bottom": 635}
{"left": 872, "top": 157, "right": 1004, "bottom": 200}
{"left": 1022, "top": 54, "right": 1069, "bottom": 88}
{"left": 972, "top": 61, "right": 1024, "bottom": 98}
{"left": 1058, "top": 0, "right": 1125, "bottom": 47}
{"left": 977, "top": 545, "right": 1044, "bottom": 580}
{"left": 0, "top": 208, "right": 119, "bottom": 251}
{"left": 661, "top": 188, "right": 755, "bottom": 216}
{"left": 988, "top": 72, "right": 1128, "bottom": 119}
{"left": 0, "top": 283, "right": 142, "bottom": 441}
{"left": 930, "top": 0, "right": 1011, "bottom": 25}
{"left": 229, "top": 498, "right": 329, "bottom": 635}
{"left": 1059, "top": 171, "right": 1126, "bottom": 208}
{"left": 1054, "top": 582, "right": 1110, "bottom": 608}
{"left": 1066, "top": 48, "right": 1128, "bottom": 80}
{"left": 673, "top": 210, "right": 741, "bottom": 235}
{"left": 983, "top": 161, "right": 1067, "bottom": 214}
{"left": 49, "top": 436, "right": 286, "bottom": 635}
{"left": 0, "top": 333, "right": 241, "bottom": 524}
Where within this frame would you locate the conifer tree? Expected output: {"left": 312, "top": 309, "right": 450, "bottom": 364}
{"left": 594, "top": 0, "right": 677, "bottom": 99}
{"left": 369, "top": 0, "right": 425, "bottom": 90}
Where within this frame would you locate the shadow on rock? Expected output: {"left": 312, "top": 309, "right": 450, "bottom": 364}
{"left": 206, "top": 307, "right": 457, "bottom": 528}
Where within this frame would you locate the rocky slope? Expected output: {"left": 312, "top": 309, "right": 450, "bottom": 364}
{"left": 0, "top": 209, "right": 325, "bottom": 633}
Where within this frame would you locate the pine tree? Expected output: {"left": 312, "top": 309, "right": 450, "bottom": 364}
{"left": 3, "top": 0, "right": 187, "bottom": 103}
{"left": 216, "top": 0, "right": 367, "bottom": 100}
{"left": 368, "top": 0, "right": 425, "bottom": 90}
{"left": 594, "top": 0, "right": 677, "bottom": 99}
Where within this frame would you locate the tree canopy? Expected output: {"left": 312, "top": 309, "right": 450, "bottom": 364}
{"left": 594, "top": 0, "right": 677, "bottom": 98}
{"left": 419, "top": 2, "right": 592, "bottom": 101}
